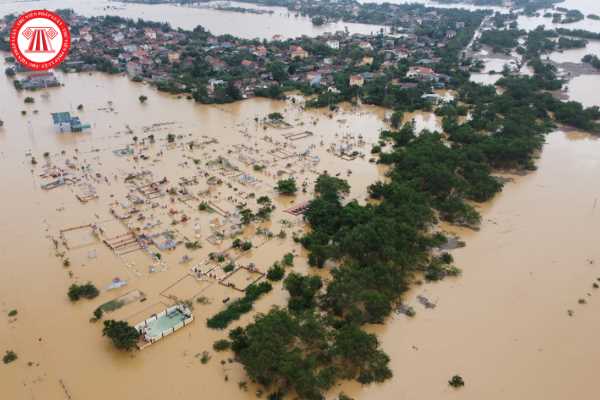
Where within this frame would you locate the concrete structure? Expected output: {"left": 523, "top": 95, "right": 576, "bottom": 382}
{"left": 51, "top": 112, "right": 91, "bottom": 133}
{"left": 134, "top": 304, "right": 194, "bottom": 349}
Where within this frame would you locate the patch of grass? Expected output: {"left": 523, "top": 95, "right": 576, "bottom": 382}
{"left": 100, "top": 299, "right": 125, "bottom": 312}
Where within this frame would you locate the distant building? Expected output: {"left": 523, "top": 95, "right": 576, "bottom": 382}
{"left": 358, "top": 41, "right": 373, "bottom": 50}
{"left": 306, "top": 72, "right": 322, "bottom": 87}
{"left": 208, "top": 79, "right": 225, "bottom": 93}
{"left": 349, "top": 74, "right": 364, "bottom": 87}
{"left": 326, "top": 40, "right": 340, "bottom": 49}
{"left": 144, "top": 28, "right": 157, "bottom": 40}
{"left": 407, "top": 66, "right": 436, "bottom": 81}
{"left": 253, "top": 46, "right": 267, "bottom": 57}
{"left": 290, "top": 45, "right": 309, "bottom": 59}
{"left": 112, "top": 32, "right": 125, "bottom": 42}
{"left": 167, "top": 52, "right": 181, "bottom": 63}
{"left": 361, "top": 56, "right": 374, "bottom": 66}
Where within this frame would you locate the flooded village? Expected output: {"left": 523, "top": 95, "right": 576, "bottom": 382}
{"left": 2, "top": 1, "right": 600, "bottom": 400}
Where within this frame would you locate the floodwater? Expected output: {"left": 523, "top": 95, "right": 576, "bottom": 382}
{"left": 0, "top": 0, "right": 386, "bottom": 39}
{"left": 518, "top": 0, "right": 600, "bottom": 33}
{"left": 358, "top": 0, "right": 505, "bottom": 12}
{"left": 342, "top": 128, "right": 600, "bottom": 400}
{"left": 1, "top": 3, "right": 600, "bottom": 400}
{"left": 365, "top": 0, "right": 600, "bottom": 33}
{"left": 565, "top": 74, "right": 600, "bottom": 107}
{"left": 548, "top": 39, "right": 600, "bottom": 64}
{"left": 0, "top": 53, "right": 392, "bottom": 399}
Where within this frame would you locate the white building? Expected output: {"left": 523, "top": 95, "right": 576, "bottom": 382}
{"left": 326, "top": 40, "right": 340, "bottom": 49}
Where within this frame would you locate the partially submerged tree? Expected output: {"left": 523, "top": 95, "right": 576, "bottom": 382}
{"left": 67, "top": 283, "right": 99, "bottom": 301}
{"left": 275, "top": 178, "right": 297, "bottom": 195}
{"left": 3, "top": 350, "right": 17, "bottom": 364}
{"left": 102, "top": 320, "right": 139, "bottom": 351}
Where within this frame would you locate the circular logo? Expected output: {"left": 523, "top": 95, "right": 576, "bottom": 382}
{"left": 10, "top": 10, "right": 71, "bottom": 71}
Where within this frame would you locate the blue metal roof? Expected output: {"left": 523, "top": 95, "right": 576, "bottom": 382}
{"left": 51, "top": 112, "right": 72, "bottom": 124}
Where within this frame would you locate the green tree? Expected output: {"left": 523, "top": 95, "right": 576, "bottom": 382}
{"left": 267, "top": 263, "right": 285, "bottom": 281}
{"left": 275, "top": 178, "right": 297, "bottom": 195}
{"left": 68, "top": 283, "right": 99, "bottom": 301}
{"left": 102, "top": 320, "right": 139, "bottom": 351}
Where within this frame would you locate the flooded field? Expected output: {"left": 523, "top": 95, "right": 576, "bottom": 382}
{"left": 0, "top": 52, "right": 396, "bottom": 399}
{"left": 564, "top": 74, "right": 600, "bottom": 107}
{"left": 0, "top": 0, "right": 385, "bottom": 39}
{"left": 548, "top": 40, "right": 600, "bottom": 64}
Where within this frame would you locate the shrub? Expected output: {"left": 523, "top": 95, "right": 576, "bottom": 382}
{"left": 223, "top": 263, "right": 235, "bottom": 273}
{"left": 282, "top": 253, "right": 294, "bottom": 267}
{"left": 200, "top": 351, "right": 211, "bottom": 364}
{"left": 267, "top": 263, "right": 285, "bottom": 281}
{"left": 449, "top": 375, "right": 465, "bottom": 388}
{"left": 268, "top": 112, "right": 283, "bottom": 121}
{"left": 8, "top": 309, "right": 17, "bottom": 317}
{"left": 275, "top": 178, "right": 297, "bottom": 195}
{"left": 185, "top": 241, "right": 202, "bottom": 250}
{"left": 68, "top": 283, "right": 99, "bottom": 301}
{"left": 3, "top": 350, "right": 17, "bottom": 364}
{"left": 93, "top": 307, "right": 103, "bottom": 320}
{"left": 206, "top": 282, "right": 272, "bottom": 329}
{"left": 213, "top": 339, "right": 231, "bottom": 351}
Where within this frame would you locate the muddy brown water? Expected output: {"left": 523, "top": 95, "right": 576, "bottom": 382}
{"left": 1, "top": 7, "right": 600, "bottom": 400}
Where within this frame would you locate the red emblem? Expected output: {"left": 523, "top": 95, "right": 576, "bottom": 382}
{"left": 10, "top": 10, "right": 71, "bottom": 71}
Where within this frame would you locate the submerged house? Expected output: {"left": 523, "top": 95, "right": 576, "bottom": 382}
{"left": 52, "top": 112, "right": 91, "bottom": 133}
{"left": 19, "top": 72, "right": 60, "bottom": 90}
{"left": 134, "top": 304, "right": 194, "bottom": 349}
